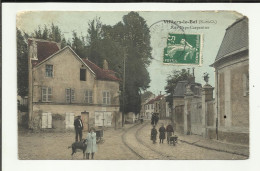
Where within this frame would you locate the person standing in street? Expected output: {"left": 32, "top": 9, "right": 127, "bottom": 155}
{"left": 140, "top": 115, "right": 144, "bottom": 124}
{"left": 86, "top": 127, "right": 97, "bottom": 159}
{"left": 166, "top": 123, "right": 174, "bottom": 144}
{"left": 151, "top": 125, "right": 157, "bottom": 144}
{"left": 74, "top": 115, "right": 83, "bottom": 142}
{"left": 159, "top": 124, "right": 166, "bottom": 144}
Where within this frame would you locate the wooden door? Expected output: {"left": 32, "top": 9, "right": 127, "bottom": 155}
{"left": 81, "top": 112, "right": 89, "bottom": 132}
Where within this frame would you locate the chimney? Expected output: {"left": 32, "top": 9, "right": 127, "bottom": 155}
{"left": 103, "top": 59, "right": 108, "bottom": 70}
{"left": 29, "top": 39, "right": 38, "bottom": 61}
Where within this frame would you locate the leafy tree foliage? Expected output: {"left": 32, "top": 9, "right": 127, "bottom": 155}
{"left": 165, "top": 69, "right": 192, "bottom": 108}
{"left": 17, "top": 28, "right": 28, "bottom": 97}
{"left": 83, "top": 12, "right": 152, "bottom": 114}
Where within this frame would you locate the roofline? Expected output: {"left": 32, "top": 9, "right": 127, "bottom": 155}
{"left": 210, "top": 47, "right": 248, "bottom": 67}
{"left": 33, "top": 46, "right": 96, "bottom": 76}
{"left": 225, "top": 16, "right": 248, "bottom": 31}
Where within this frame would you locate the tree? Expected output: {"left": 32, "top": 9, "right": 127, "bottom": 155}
{"left": 32, "top": 23, "right": 64, "bottom": 44}
{"left": 71, "top": 31, "right": 87, "bottom": 58}
{"left": 17, "top": 28, "right": 28, "bottom": 97}
{"left": 165, "top": 69, "right": 192, "bottom": 108}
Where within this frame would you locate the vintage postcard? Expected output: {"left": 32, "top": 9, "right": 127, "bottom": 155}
{"left": 16, "top": 10, "right": 249, "bottom": 160}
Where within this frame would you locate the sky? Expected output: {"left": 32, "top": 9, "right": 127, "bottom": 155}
{"left": 17, "top": 11, "right": 242, "bottom": 95}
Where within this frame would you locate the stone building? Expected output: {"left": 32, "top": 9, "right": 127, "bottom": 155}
{"left": 172, "top": 16, "right": 249, "bottom": 145}
{"left": 27, "top": 38, "right": 121, "bottom": 131}
{"left": 210, "top": 16, "right": 249, "bottom": 144}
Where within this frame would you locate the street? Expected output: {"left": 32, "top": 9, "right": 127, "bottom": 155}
{"left": 18, "top": 120, "right": 248, "bottom": 160}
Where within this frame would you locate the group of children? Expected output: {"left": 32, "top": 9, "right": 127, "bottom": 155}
{"left": 151, "top": 123, "right": 174, "bottom": 144}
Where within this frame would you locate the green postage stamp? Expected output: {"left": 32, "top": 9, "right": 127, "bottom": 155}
{"left": 163, "top": 33, "right": 202, "bottom": 65}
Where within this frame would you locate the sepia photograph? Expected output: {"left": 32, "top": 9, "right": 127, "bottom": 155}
{"left": 15, "top": 10, "right": 250, "bottom": 160}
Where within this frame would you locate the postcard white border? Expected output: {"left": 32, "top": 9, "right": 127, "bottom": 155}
{"left": 2, "top": 3, "right": 260, "bottom": 171}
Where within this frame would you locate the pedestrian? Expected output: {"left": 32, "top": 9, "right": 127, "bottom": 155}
{"left": 74, "top": 115, "right": 83, "bottom": 142}
{"left": 151, "top": 125, "right": 157, "bottom": 144}
{"left": 166, "top": 123, "right": 174, "bottom": 144}
{"left": 159, "top": 124, "right": 166, "bottom": 144}
{"left": 86, "top": 127, "right": 97, "bottom": 159}
{"left": 155, "top": 113, "right": 159, "bottom": 125}
{"left": 151, "top": 113, "right": 154, "bottom": 125}
{"left": 140, "top": 115, "right": 143, "bottom": 124}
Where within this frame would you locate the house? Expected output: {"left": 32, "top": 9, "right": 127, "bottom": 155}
{"left": 144, "top": 98, "right": 155, "bottom": 119}
{"left": 210, "top": 17, "right": 249, "bottom": 144}
{"left": 143, "top": 94, "right": 171, "bottom": 120}
{"left": 140, "top": 93, "right": 155, "bottom": 119}
{"left": 27, "top": 38, "right": 121, "bottom": 131}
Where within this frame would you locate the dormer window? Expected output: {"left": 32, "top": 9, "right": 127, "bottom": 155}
{"left": 45, "top": 65, "right": 53, "bottom": 77}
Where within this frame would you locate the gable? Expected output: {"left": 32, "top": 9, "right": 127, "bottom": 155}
{"left": 33, "top": 46, "right": 96, "bottom": 76}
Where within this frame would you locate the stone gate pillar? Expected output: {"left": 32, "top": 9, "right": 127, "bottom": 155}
{"left": 184, "top": 84, "right": 193, "bottom": 135}
{"left": 202, "top": 84, "right": 214, "bottom": 137}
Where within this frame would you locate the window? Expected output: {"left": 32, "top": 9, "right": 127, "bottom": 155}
{"left": 102, "top": 91, "right": 110, "bottom": 104}
{"left": 45, "top": 65, "right": 53, "bottom": 77}
{"left": 42, "top": 87, "right": 52, "bottom": 102}
{"left": 80, "top": 69, "right": 86, "bottom": 81}
{"left": 42, "top": 113, "right": 52, "bottom": 128}
{"left": 85, "top": 90, "right": 93, "bottom": 104}
{"left": 243, "top": 73, "right": 249, "bottom": 96}
{"left": 66, "top": 88, "right": 75, "bottom": 103}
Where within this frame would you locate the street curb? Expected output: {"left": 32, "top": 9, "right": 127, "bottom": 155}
{"left": 178, "top": 139, "right": 249, "bottom": 158}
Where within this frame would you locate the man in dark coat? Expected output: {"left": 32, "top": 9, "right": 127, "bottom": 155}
{"left": 155, "top": 114, "right": 159, "bottom": 125}
{"left": 159, "top": 124, "right": 166, "bottom": 143}
{"left": 151, "top": 113, "right": 156, "bottom": 125}
{"left": 151, "top": 125, "right": 157, "bottom": 144}
{"left": 166, "top": 123, "right": 174, "bottom": 144}
{"left": 74, "top": 115, "right": 83, "bottom": 142}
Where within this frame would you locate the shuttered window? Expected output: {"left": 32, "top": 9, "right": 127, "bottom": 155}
{"left": 102, "top": 91, "right": 110, "bottom": 105}
{"left": 42, "top": 113, "right": 52, "bottom": 128}
{"left": 42, "top": 87, "right": 52, "bottom": 102}
{"left": 66, "top": 88, "right": 75, "bottom": 103}
{"left": 85, "top": 90, "right": 93, "bottom": 104}
{"left": 65, "top": 113, "right": 74, "bottom": 129}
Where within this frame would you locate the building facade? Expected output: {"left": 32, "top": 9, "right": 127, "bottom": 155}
{"left": 28, "top": 39, "right": 121, "bottom": 131}
{"left": 210, "top": 17, "right": 249, "bottom": 144}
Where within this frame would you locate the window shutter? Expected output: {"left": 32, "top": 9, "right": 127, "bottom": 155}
{"left": 48, "top": 87, "right": 52, "bottom": 102}
{"left": 69, "top": 113, "right": 74, "bottom": 127}
{"left": 85, "top": 90, "right": 88, "bottom": 103}
{"left": 71, "top": 89, "right": 75, "bottom": 102}
{"left": 65, "top": 113, "right": 69, "bottom": 128}
{"left": 42, "top": 113, "right": 47, "bottom": 128}
{"left": 66, "top": 88, "right": 70, "bottom": 103}
{"left": 42, "top": 87, "right": 47, "bottom": 102}
{"left": 47, "top": 113, "right": 52, "bottom": 128}
{"left": 103, "top": 92, "right": 106, "bottom": 104}
{"left": 107, "top": 92, "right": 110, "bottom": 104}
{"left": 89, "top": 91, "right": 93, "bottom": 104}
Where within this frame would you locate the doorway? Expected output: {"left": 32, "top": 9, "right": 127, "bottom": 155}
{"left": 81, "top": 111, "right": 89, "bottom": 132}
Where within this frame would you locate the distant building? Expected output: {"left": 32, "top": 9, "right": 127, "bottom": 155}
{"left": 144, "top": 98, "right": 155, "bottom": 119}
{"left": 144, "top": 94, "right": 171, "bottom": 120}
{"left": 210, "top": 17, "right": 249, "bottom": 144}
{"left": 140, "top": 93, "right": 155, "bottom": 119}
{"left": 27, "top": 38, "right": 121, "bottom": 130}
